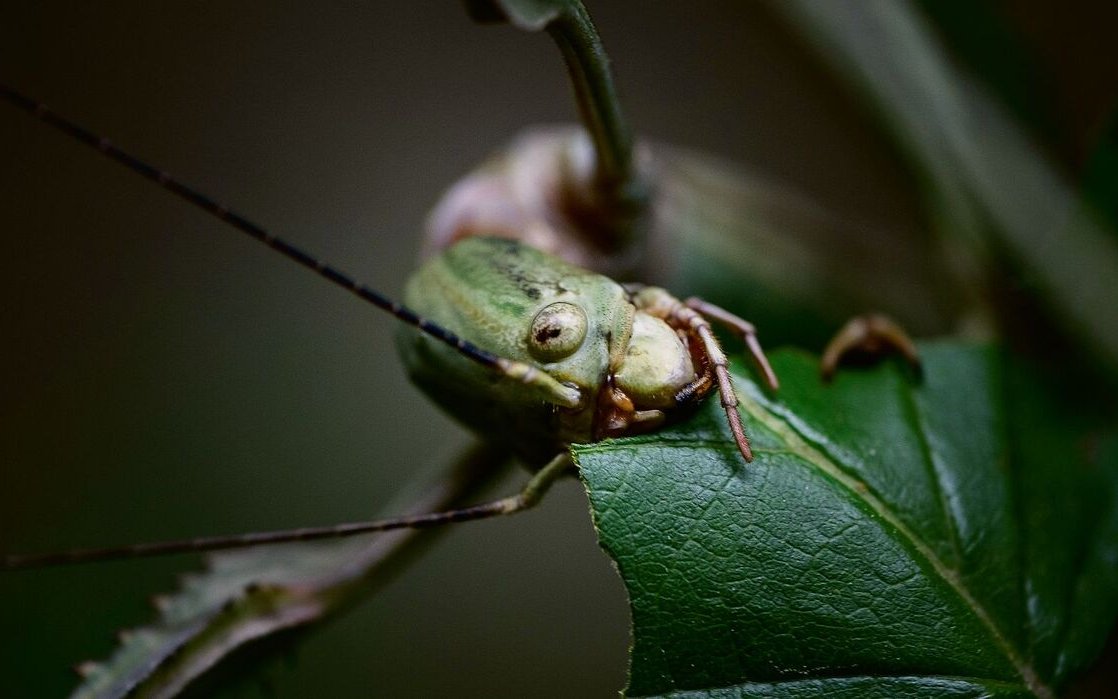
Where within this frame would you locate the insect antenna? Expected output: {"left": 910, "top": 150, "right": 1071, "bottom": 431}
{"left": 0, "top": 83, "right": 589, "bottom": 570}
{"left": 0, "top": 82, "right": 504, "bottom": 374}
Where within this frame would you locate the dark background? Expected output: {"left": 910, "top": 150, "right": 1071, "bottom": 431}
{"left": 1, "top": 2, "right": 1113, "bottom": 697}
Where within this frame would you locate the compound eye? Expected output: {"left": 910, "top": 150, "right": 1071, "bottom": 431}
{"left": 527, "top": 302, "right": 588, "bottom": 362}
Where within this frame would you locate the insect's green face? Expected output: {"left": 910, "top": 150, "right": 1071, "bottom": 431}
{"left": 398, "top": 237, "right": 698, "bottom": 462}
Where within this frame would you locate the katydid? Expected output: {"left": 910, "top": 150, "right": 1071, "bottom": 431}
{"left": 0, "top": 69, "right": 785, "bottom": 694}
{"left": 0, "top": 84, "right": 776, "bottom": 570}
{"left": 0, "top": 5, "right": 718, "bottom": 692}
{"left": 0, "top": 5, "right": 885, "bottom": 693}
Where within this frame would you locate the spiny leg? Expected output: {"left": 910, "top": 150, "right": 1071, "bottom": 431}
{"left": 688, "top": 319, "right": 754, "bottom": 462}
{"left": 685, "top": 297, "right": 779, "bottom": 391}
{"left": 2, "top": 453, "right": 572, "bottom": 570}
{"left": 820, "top": 313, "right": 921, "bottom": 382}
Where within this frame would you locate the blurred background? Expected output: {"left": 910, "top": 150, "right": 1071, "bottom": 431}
{"left": 1, "top": 1, "right": 1115, "bottom": 696}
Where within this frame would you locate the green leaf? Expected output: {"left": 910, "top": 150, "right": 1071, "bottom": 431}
{"left": 577, "top": 344, "right": 1118, "bottom": 698}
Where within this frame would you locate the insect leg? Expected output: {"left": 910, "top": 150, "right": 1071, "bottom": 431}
{"left": 684, "top": 297, "right": 780, "bottom": 391}
{"left": 820, "top": 313, "right": 922, "bottom": 382}
{"left": 687, "top": 317, "right": 754, "bottom": 463}
{"left": 628, "top": 286, "right": 755, "bottom": 463}
{"left": 1, "top": 452, "right": 572, "bottom": 570}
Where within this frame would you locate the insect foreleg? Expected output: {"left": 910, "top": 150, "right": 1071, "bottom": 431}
{"left": 691, "top": 320, "right": 754, "bottom": 463}
{"left": 347, "top": 450, "right": 571, "bottom": 530}
{"left": 684, "top": 297, "right": 780, "bottom": 392}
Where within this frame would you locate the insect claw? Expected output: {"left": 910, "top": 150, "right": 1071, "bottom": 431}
{"left": 693, "top": 323, "right": 754, "bottom": 464}
{"left": 724, "top": 402, "right": 754, "bottom": 462}
{"left": 820, "top": 313, "right": 921, "bottom": 382}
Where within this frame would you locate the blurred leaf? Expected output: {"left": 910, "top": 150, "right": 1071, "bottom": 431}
{"left": 771, "top": 0, "right": 1118, "bottom": 373}
{"left": 913, "top": 0, "right": 1058, "bottom": 143}
{"left": 1081, "top": 111, "right": 1118, "bottom": 232}
{"left": 650, "top": 146, "right": 961, "bottom": 347}
{"left": 578, "top": 344, "right": 1118, "bottom": 697}
{"left": 70, "top": 445, "right": 510, "bottom": 699}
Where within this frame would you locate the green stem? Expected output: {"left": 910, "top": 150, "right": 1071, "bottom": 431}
{"left": 548, "top": 3, "right": 639, "bottom": 208}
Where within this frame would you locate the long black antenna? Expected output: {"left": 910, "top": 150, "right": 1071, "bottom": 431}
{"left": 0, "top": 82, "right": 504, "bottom": 372}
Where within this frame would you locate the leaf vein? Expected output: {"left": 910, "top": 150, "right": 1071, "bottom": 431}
{"left": 739, "top": 382, "right": 1053, "bottom": 699}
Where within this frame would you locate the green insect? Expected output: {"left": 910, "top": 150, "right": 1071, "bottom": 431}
{"left": 402, "top": 235, "right": 777, "bottom": 467}
{"left": 1, "top": 3, "right": 937, "bottom": 692}
{"left": 1, "top": 80, "right": 775, "bottom": 566}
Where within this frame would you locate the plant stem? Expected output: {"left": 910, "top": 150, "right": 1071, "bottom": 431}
{"left": 548, "top": 3, "right": 640, "bottom": 210}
